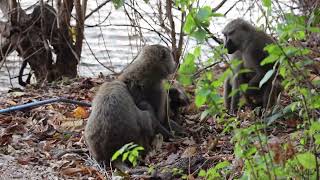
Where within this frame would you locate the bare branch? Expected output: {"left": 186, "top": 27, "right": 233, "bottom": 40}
{"left": 212, "top": 0, "right": 227, "bottom": 12}
{"left": 85, "top": 0, "right": 111, "bottom": 20}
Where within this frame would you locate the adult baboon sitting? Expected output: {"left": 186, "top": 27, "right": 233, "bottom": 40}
{"left": 222, "top": 18, "right": 281, "bottom": 113}
{"left": 85, "top": 80, "right": 169, "bottom": 164}
{"left": 118, "top": 44, "right": 177, "bottom": 128}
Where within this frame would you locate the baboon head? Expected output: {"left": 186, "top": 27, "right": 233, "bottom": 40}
{"left": 222, "top": 18, "right": 255, "bottom": 54}
{"left": 139, "top": 44, "right": 177, "bottom": 77}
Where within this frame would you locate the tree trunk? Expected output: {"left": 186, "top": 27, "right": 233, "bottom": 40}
{"left": 53, "top": 0, "right": 78, "bottom": 80}
{"left": 0, "top": 0, "right": 85, "bottom": 86}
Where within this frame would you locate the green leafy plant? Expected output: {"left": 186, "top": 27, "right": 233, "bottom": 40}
{"left": 198, "top": 161, "right": 231, "bottom": 179}
{"left": 111, "top": 142, "right": 145, "bottom": 167}
{"left": 183, "top": 5, "right": 223, "bottom": 42}
{"left": 178, "top": 1, "right": 320, "bottom": 178}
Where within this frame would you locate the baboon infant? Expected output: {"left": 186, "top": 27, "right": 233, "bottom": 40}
{"left": 168, "top": 83, "right": 190, "bottom": 121}
{"left": 222, "top": 18, "right": 281, "bottom": 113}
{"left": 85, "top": 80, "right": 164, "bottom": 164}
{"left": 118, "top": 44, "right": 177, "bottom": 128}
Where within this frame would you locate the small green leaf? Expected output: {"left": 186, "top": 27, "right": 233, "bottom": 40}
{"left": 311, "top": 121, "right": 320, "bottom": 131}
{"left": 111, "top": 142, "right": 133, "bottom": 161}
{"left": 184, "top": 13, "right": 196, "bottom": 34}
{"left": 308, "top": 27, "right": 320, "bottom": 33}
{"left": 178, "top": 74, "right": 192, "bottom": 86}
{"left": 128, "top": 154, "right": 134, "bottom": 163}
{"left": 195, "top": 94, "right": 207, "bottom": 107}
{"left": 196, "top": 6, "right": 212, "bottom": 22}
{"left": 261, "top": 54, "right": 279, "bottom": 65}
{"left": 259, "top": 70, "right": 274, "bottom": 88}
{"left": 239, "top": 84, "right": 249, "bottom": 92}
{"left": 131, "top": 150, "right": 139, "bottom": 157}
{"left": 214, "top": 161, "right": 231, "bottom": 169}
{"left": 178, "top": 53, "right": 197, "bottom": 86}
{"left": 314, "top": 134, "right": 320, "bottom": 145}
{"left": 133, "top": 146, "right": 144, "bottom": 151}
{"left": 195, "top": 88, "right": 210, "bottom": 107}
{"left": 296, "top": 152, "right": 316, "bottom": 169}
{"left": 194, "top": 46, "right": 201, "bottom": 58}
{"left": 262, "top": 0, "right": 271, "bottom": 8}
{"left": 279, "top": 66, "right": 286, "bottom": 77}
{"left": 112, "top": 0, "right": 124, "bottom": 9}
{"left": 111, "top": 150, "right": 121, "bottom": 161}
{"left": 198, "top": 169, "right": 207, "bottom": 177}
{"left": 212, "top": 13, "right": 224, "bottom": 17}
{"left": 122, "top": 151, "right": 129, "bottom": 161}
{"left": 191, "top": 28, "right": 206, "bottom": 42}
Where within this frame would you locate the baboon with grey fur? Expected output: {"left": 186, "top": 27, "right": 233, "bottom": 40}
{"left": 85, "top": 80, "right": 170, "bottom": 164}
{"left": 118, "top": 44, "right": 177, "bottom": 128}
{"left": 168, "top": 83, "right": 190, "bottom": 121}
{"left": 222, "top": 18, "right": 281, "bottom": 113}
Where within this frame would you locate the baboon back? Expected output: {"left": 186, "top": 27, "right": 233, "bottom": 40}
{"left": 84, "top": 81, "right": 155, "bottom": 163}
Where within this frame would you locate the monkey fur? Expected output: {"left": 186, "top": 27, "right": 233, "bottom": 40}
{"left": 18, "top": 60, "right": 32, "bottom": 86}
{"left": 222, "top": 18, "right": 281, "bottom": 113}
{"left": 84, "top": 80, "right": 172, "bottom": 164}
{"left": 168, "top": 84, "right": 190, "bottom": 121}
{"left": 118, "top": 44, "right": 177, "bottom": 129}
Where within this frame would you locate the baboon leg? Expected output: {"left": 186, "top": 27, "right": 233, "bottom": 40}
{"left": 18, "top": 60, "right": 30, "bottom": 86}
{"left": 224, "top": 77, "right": 232, "bottom": 110}
{"left": 262, "top": 79, "right": 281, "bottom": 108}
{"left": 230, "top": 74, "right": 242, "bottom": 114}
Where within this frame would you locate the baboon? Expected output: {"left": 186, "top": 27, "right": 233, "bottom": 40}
{"left": 18, "top": 60, "right": 32, "bottom": 86}
{"left": 30, "top": 4, "right": 57, "bottom": 37}
{"left": 18, "top": 4, "right": 56, "bottom": 86}
{"left": 85, "top": 81, "right": 171, "bottom": 164}
{"left": 222, "top": 18, "right": 281, "bottom": 113}
{"left": 168, "top": 84, "right": 190, "bottom": 121}
{"left": 118, "top": 44, "right": 177, "bottom": 128}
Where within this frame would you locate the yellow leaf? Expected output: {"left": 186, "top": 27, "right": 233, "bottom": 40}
{"left": 72, "top": 107, "right": 89, "bottom": 119}
{"left": 6, "top": 100, "right": 17, "bottom": 105}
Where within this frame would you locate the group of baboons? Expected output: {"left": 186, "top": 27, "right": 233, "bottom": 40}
{"left": 84, "top": 18, "right": 282, "bottom": 164}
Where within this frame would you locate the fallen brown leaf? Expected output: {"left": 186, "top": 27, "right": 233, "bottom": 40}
{"left": 4, "top": 124, "right": 27, "bottom": 135}
{"left": 61, "top": 167, "right": 89, "bottom": 176}
{"left": 181, "top": 146, "right": 197, "bottom": 158}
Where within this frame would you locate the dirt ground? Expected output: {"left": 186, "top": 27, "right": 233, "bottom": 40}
{"left": 0, "top": 76, "right": 297, "bottom": 179}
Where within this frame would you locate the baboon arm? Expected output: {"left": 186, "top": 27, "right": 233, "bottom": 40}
{"left": 245, "top": 49, "right": 269, "bottom": 89}
{"left": 230, "top": 75, "right": 241, "bottom": 113}
{"left": 156, "top": 123, "right": 174, "bottom": 139}
{"left": 248, "top": 71, "right": 264, "bottom": 86}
